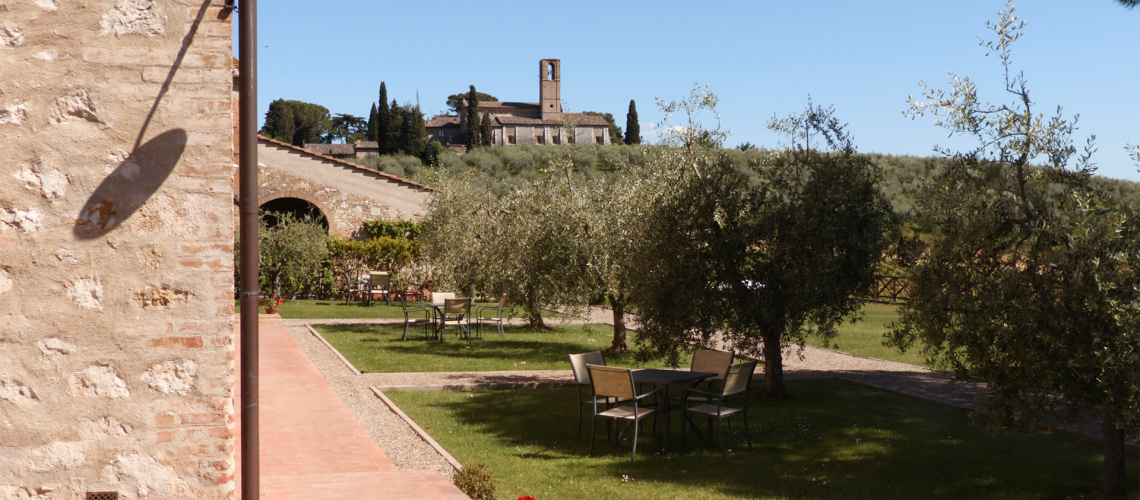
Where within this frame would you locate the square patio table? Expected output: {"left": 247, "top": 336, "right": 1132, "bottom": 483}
{"left": 631, "top": 369, "right": 715, "bottom": 451}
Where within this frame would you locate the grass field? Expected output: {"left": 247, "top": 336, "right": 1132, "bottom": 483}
{"left": 313, "top": 323, "right": 680, "bottom": 373}
{"left": 282, "top": 300, "right": 923, "bottom": 367}
{"left": 388, "top": 379, "right": 1138, "bottom": 500}
{"left": 806, "top": 303, "right": 927, "bottom": 366}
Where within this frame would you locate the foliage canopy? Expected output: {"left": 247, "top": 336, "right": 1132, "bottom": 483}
{"left": 892, "top": 3, "right": 1140, "bottom": 496}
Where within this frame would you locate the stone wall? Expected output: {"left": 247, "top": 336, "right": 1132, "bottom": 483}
{"left": 0, "top": 1, "right": 235, "bottom": 499}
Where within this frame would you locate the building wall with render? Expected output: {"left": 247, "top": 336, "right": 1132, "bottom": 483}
{"left": 0, "top": 1, "right": 235, "bottom": 499}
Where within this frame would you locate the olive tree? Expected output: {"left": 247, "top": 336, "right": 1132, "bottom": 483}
{"left": 892, "top": 3, "right": 1139, "bottom": 496}
{"left": 420, "top": 165, "right": 591, "bottom": 330}
{"left": 629, "top": 89, "right": 893, "bottom": 396}
{"left": 257, "top": 212, "right": 329, "bottom": 298}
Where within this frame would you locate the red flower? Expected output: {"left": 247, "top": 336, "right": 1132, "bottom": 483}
{"left": 518, "top": 496, "right": 536, "bottom": 500}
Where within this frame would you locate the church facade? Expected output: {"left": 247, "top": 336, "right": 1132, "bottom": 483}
{"left": 427, "top": 59, "right": 612, "bottom": 147}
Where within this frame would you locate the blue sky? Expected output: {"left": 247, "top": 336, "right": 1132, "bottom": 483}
{"left": 239, "top": 1, "right": 1140, "bottom": 181}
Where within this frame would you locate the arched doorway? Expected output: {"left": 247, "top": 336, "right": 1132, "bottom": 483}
{"left": 259, "top": 197, "right": 329, "bottom": 232}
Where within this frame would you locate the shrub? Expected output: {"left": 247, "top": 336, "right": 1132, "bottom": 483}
{"left": 361, "top": 219, "right": 422, "bottom": 240}
{"left": 454, "top": 463, "right": 497, "bottom": 500}
{"left": 257, "top": 213, "right": 329, "bottom": 298}
{"left": 398, "top": 155, "right": 422, "bottom": 176}
{"left": 464, "top": 148, "right": 502, "bottom": 174}
{"left": 328, "top": 236, "right": 420, "bottom": 279}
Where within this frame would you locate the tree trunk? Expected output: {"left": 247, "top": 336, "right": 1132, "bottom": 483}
{"left": 607, "top": 292, "right": 630, "bottom": 353}
{"left": 526, "top": 289, "right": 547, "bottom": 331}
{"left": 1100, "top": 410, "right": 1127, "bottom": 499}
{"left": 759, "top": 329, "right": 786, "bottom": 398}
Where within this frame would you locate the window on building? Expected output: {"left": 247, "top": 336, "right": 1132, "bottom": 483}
{"left": 595, "top": 136, "right": 604, "bottom": 144}
{"left": 552, "top": 135, "right": 560, "bottom": 145}
{"left": 536, "top": 135, "right": 544, "bottom": 144}
{"left": 508, "top": 135, "right": 516, "bottom": 145}
{"left": 438, "top": 131, "right": 444, "bottom": 137}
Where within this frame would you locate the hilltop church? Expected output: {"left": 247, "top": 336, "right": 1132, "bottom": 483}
{"left": 427, "top": 59, "right": 612, "bottom": 147}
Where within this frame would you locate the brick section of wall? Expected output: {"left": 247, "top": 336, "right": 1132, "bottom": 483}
{"left": 0, "top": 1, "right": 235, "bottom": 499}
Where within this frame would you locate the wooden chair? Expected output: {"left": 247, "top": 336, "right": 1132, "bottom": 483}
{"left": 587, "top": 365, "right": 658, "bottom": 461}
{"left": 476, "top": 293, "right": 508, "bottom": 339}
{"left": 438, "top": 297, "right": 472, "bottom": 343}
{"left": 681, "top": 360, "right": 758, "bottom": 456}
{"left": 568, "top": 351, "right": 608, "bottom": 438}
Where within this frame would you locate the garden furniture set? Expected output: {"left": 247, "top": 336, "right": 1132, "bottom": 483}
{"left": 570, "top": 348, "right": 759, "bottom": 460}
{"left": 400, "top": 291, "right": 508, "bottom": 344}
{"left": 343, "top": 271, "right": 430, "bottom": 306}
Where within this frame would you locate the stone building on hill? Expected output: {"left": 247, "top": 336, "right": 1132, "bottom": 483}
{"left": 427, "top": 59, "right": 612, "bottom": 147}
{"left": 301, "top": 140, "right": 380, "bottom": 159}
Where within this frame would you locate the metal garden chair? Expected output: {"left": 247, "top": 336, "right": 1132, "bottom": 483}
{"left": 366, "top": 271, "right": 391, "bottom": 307}
{"left": 568, "top": 351, "right": 609, "bottom": 438}
{"left": 399, "top": 293, "right": 431, "bottom": 341}
{"left": 475, "top": 293, "right": 508, "bottom": 339}
{"left": 681, "top": 360, "right": 758, "bottom": 456}
{"left": 587, "top": 364, "right": 658, "bottom": 461}
{"left": 438, "top": 297, "right": 472, "bottom": 343}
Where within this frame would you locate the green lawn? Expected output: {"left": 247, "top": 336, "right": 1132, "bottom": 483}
{"left": 805, "top": 303, "right": 927, "bottom": 367}
{"left": 235, "top": 298, "right": 563, "bottom": 320}
{"left": 314, "top": 323, "right": 679, "bottom": 373}
{"left": 388, "top": 379, "right": 1138, "bottom": 500}
{"left": 307, "top": 301, "right": 923, "bottom": 371}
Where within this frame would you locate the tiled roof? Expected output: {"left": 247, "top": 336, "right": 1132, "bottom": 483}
{"left": 303, "top": 143, "right": 356, "bottom": 156}
{"left": 260, "top": 135, "right": 433, "bottom": 191}
{"left": 478, "top": 101, "right": 540, "bottom": 111}
{"left": 494, "top": 113, "right": 610, "bottom": 127}
{"left": 425, "top": 115, "right": 461, "bottom": 128}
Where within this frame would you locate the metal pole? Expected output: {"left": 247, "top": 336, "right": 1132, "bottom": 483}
{"left": 237, "top": 0, "right": 259, "bottom": 498}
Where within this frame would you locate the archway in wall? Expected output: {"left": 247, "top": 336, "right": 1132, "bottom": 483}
{"left": 259, "top": 197, "right": 329, "bottom": 232}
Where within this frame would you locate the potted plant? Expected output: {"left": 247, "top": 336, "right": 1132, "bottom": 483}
{"left": 262, "top": 295, "right": 284, "bottom": 314}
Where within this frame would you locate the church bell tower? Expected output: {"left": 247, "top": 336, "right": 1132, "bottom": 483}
{"left": 539, "top": 59, "right": 561, "bottom": 119}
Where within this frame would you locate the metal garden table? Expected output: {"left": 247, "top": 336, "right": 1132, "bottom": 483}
{"left": 631, "top": 368, "right": 715, "bottom": 451}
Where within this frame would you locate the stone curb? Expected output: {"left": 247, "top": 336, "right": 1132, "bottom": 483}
{"left": 370, "top": 386, "right": 465, "bottom": 473}
{"left": 306, "top": 324, "right": 362, "bottom": 376}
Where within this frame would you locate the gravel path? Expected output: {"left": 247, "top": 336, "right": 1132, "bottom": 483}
{"left": 284, "top": 307, "right": 1130, "bottom": 481}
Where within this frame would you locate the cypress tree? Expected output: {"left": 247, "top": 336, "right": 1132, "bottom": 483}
{"left": 396, "top": 105, "right": 412, "bottom": 155}
{"left": 480, "top": 112, "right": 494, "bottom": 147}
{"left": 465, "top": 85, "right": 481, "bottom": 148}
{"left": 624, "top": 99, "right": 640, "bottom": 145}
{"left": 389, "top": 99, "right": 401, "bottom": 153}
{"left": 367, "top": 103, "right": 378, "bottom": 142}
{"left": 377, "top": 82, "right": 393, "bottom": 154}
{"left": 403, "top": 106, "right": 428, "bottom": 156}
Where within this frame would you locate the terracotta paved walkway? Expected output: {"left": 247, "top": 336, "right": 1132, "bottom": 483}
{"left": 236, "top": 316, "right": 468, "bottom": 499}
